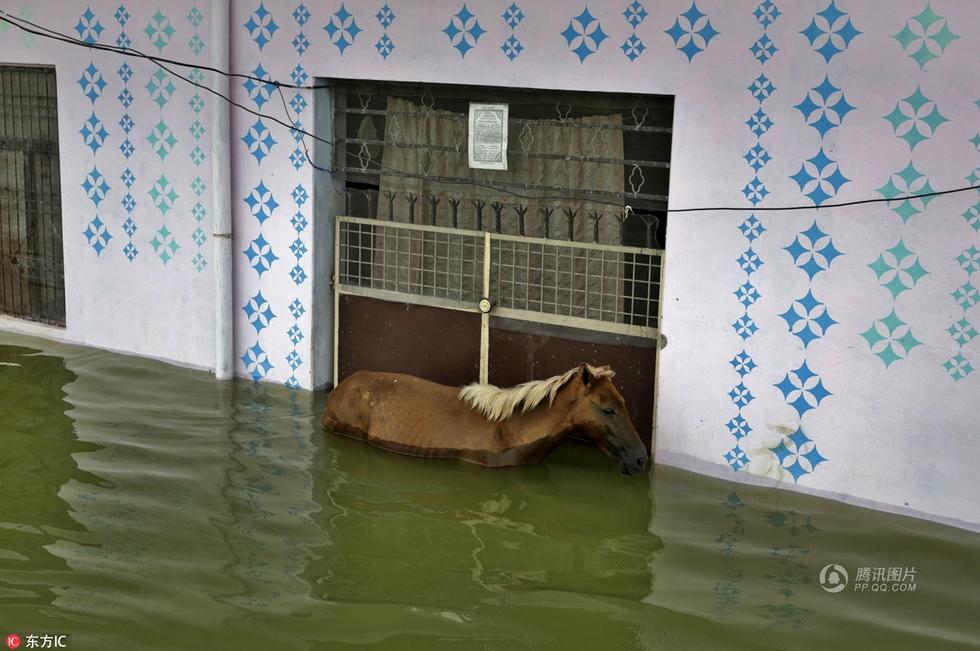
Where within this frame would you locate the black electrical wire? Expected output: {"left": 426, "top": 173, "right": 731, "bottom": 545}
{"left": 2, "top": 9, "right": 977, "bottom": 213}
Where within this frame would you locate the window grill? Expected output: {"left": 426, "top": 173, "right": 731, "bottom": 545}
{"left": 337, "top": 217, "right": 663, "bottom": 336}
{"left": 0, "top": 65, "right": 65, "bottom": 326}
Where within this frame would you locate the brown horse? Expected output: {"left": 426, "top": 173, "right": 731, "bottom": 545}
{"left": 320, "top": 363, "right": 649, "bottom": 475}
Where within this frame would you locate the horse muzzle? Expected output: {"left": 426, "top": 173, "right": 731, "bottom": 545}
{"left": 604, "top": 435, "right": 648, "bottom": 476}
{"left": 619, "top": 451, "right": 648, "bottom": 476}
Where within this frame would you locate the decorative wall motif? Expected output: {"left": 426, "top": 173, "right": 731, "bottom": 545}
{"left": 800, "top": 0, "right": 860, "bottom": 63}
{"left": 324, "top": 4, "right": 361, "bottom": 55}
{"left": 664, "top": 1, "right": 718, "bottom": 62}
{"left": 724, "top": 1, "right": 777, "bottom": 472}
{"left": 245, "top": 2, "right": 278, "bottom": 50}
{"left": 561, "top": 7, "right": 607, "bottom": 63}
{"left": 376, "top": 3, "right": 395, "bottom": 59}
{"left": 893, "top": 3, "right": 959, "bottom": 70}
{"left": 621, "top": 1, "right": 647, "bottom": 62}
{"left": 444, "top": 4, "right": 485, "bottom": 58}
{"left": 765, "top": 1, "right": 859, "bottom": 482}
{"left": 501, "top": 2, "right": 524, "bottom": 61}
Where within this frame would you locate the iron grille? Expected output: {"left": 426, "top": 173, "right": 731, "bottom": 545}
{"left": 332, "top": 80, "right": 672, "bottom": 250}
{"left": 0, "top": 65, "right": 65, "bottom": 326}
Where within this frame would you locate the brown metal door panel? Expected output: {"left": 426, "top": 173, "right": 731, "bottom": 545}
{"left": 488, "top": 326, "right": 656, "bottom": 448}
{"left": 338, "top": 294, "right": 481, "bottom": 387}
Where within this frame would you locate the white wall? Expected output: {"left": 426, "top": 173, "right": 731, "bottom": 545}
{"left": 2, "top": 0, "right": 977, "bottom": 528}
{"left": 0, "top": 1, "right": 215, "bottom": 369}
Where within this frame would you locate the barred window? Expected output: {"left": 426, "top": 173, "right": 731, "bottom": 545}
{"left": 0, "top": 65, "right": 65, "bottom": 326}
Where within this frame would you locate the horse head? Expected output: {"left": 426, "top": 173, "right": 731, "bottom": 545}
{"left": 568, "top": 364, "right": 649, "bottom": 476}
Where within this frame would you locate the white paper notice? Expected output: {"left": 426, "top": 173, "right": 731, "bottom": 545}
{"left": 468, "top": 103, "right": 508, "bottom": 171}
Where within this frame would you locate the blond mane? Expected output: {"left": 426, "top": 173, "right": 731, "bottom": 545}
{"left": 458, "top": 364, "right": 615, "bottom": 422}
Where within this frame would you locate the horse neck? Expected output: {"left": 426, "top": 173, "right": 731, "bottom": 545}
{"left": 501, "top": 385, "right": 579, "bottom": 451}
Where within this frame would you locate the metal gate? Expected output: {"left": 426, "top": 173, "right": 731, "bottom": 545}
{"left": 333, "top": 216, "right": 665, "bottom": 444}
{"left": 0, "top": 65, "right": 65, "bottom": 326}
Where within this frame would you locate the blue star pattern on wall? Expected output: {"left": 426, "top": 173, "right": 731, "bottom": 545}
{"left": 78, "top": 62, "right": 107, "bottom": 103}
{"left": 243, "top": 64, "right": 274, "bottom": 109}
{"left": 561, "top": 7, "right": 607, "bottom": 63}
{"left": 774, "top": 361, "right": 832, "bottom": 418}
{"left": 444, "top": 4, "right": 485, "bottom": 58}
{"left": 780, "top": 290, "right": 837, "bottom": 348}
{"left": 501, "top": 3, "right": 525, "bottom": 61}
{"left": 243, "top": 291, "right": 277, "bottom": 333}
{"left": 800, "top": 0, "right": 860, "bottom": 63}
{"left": 794, "top": 76, "right": 854, "bottom": 138}
{"left": 725, "top": 2, "right": 778, "bottom": 473}
{"left": 621, "top": 1, "right": 647, "bottom": 62}
{"left": 750, "top": 33, "right": 776, "bottom": 64}
{"left": 325, "top": 4, "right": 362, "bottom": 55}
{"left": 244, "top": 181, "right": 280, "bottom": 225}
{"left": 771, "top": 427, "right": 827, "bottom": 482}
{"left": 376, "top": 3, "right": 396, "bottom": 59}
{"left": 790, "top": 148, "right": 849, "bottom": 206}
{"left": 81, "top": 166, "right": 109, "bottom": 207}
{"left": 79, "top": 112, "right": 109, "bottom": 154}
{"left": 242, "top": 118, "right": 278, "bottom": 164}
{"left": 115, "top": 4, "right": 131, "bottom": 48}
{"left": 83, "top": 216, "right": 112, "bottom": 255}
{"left": 245, "top": 2, "right": 278, "bottom": 50}
{"left": 244, "top": 234, "right": 279, "bottom": 277}
{"left": 665, "top": 2, "right": 719, "bottom": 62}
{"left": 241, "top": 342, "right": 273, "bottom": 381}
{"left": 784, "top": 222, "right": 842, "bottom": 280}
{"left": 75, "top": 6, "right": 105, "bottom": 44}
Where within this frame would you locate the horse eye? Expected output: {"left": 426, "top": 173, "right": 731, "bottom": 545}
{"left": 602, "top": 407, "right": 616, "bottom": 416}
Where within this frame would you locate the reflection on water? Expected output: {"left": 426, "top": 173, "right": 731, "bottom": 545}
{"left": 1, "top": 333, "right": 979, "bottom": 650}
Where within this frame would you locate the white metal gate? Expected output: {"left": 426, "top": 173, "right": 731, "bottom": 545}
{"left": 334, "top": 215, "right": 665, "bottom": 385}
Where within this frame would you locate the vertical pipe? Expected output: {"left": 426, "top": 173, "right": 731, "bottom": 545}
{"left": 212, "top": 0, "right": 233, "bottom": 379}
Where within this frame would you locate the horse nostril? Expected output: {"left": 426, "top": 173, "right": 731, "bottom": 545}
{"left": 635, "top": 456, "right": 647, "bottom": 471}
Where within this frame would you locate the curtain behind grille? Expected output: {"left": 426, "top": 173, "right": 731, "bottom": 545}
{"left": 367, "top": 97, "right": 625, "bottom": 320}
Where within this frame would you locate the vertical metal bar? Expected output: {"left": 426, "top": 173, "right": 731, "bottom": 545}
{"left": 333, "top": 218, "right": 342, "bottom": 386}
{"left": 479, "top": 231, "right": 491, "bottom": 384}
{"left": 651, "top": 250, "right": 666, "bottom": 457}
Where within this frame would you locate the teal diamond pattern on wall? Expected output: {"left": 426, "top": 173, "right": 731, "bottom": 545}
{"left": 884, "top": 86, "right": 948, "bottom": 150}
{"left": 893, "top": 3, "right": 959, "bottom": 69}
{"left": 867, "top": 240, "right": 929, "bottom": 298}
{"left": 876, "top": 162, "right": 935, "bottom": 221}
{"left": 861, "top": 310, "right": 922, "bottom": 367}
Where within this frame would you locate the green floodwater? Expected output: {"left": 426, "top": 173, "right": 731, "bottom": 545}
{"left": 0, "top": 333, "right": 978, "bottom": 651}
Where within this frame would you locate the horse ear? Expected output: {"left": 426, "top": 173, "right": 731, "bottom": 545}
{"left": 580, "top": 364, "right": 594, "bottom": 387}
